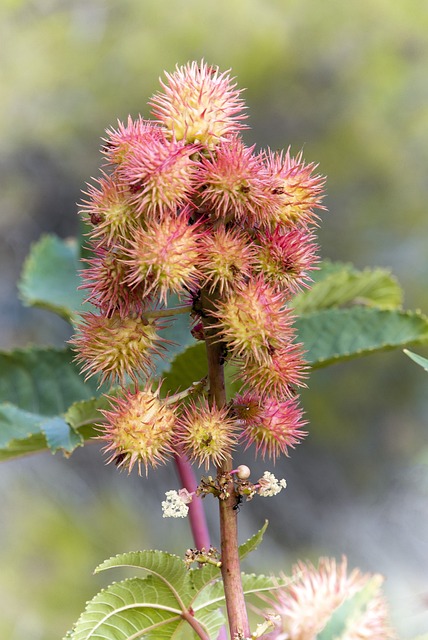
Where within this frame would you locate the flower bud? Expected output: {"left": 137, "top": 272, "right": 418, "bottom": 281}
{"left": 236, "top": 464, "right": 251, "bottom": 480}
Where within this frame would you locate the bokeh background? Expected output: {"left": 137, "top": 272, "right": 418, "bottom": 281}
{"left": 1, "top": 1, "right": 428, "bottom": 638}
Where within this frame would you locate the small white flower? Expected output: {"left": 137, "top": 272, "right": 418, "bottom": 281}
{"left": 161, "top": 489, "right": 192, "bottom": 518}
{"left": 258, "top": 471, "right": 287, "bottom": 497}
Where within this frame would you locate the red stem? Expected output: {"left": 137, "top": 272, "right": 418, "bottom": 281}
{"left": 174, "top": 450, "right": 211, "bottom": 550}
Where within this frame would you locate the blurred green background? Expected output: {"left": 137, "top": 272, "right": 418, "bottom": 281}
{"left": 1, "top": 0, "right": 428, "bottom": 638}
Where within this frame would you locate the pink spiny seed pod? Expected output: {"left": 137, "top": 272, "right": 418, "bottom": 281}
{"left": 177, "top": 399, "right": 239, "bottom": 469}
{"left": 234, "top": 391, "right": 307, "bottom": 461}
{"left": 102, "top": 116, "right": 163, "bottom": 166}
{"left": 213, "top": 278, "right": 297, "bottom": 363}
{"left": 80, "top": 245, "right": 149, "bottom": 317}
{"left": 118, "top": 133, "right": 198, "bottom": 218}
{"left": 149, "top": 60, "right": 247, "bottom": 148}
{"left": 256, "top": 227, "right": 319, "bottom": 294}
{"left": 79, "top": 173, "right": 137, "bottom": 245}
{"left": 263, "top": 557, "right": 396, "bottom": 640}
{"left": 239, "top": 343, "right": 308, "bottom": 399}
{"left": 197, "top": 137, "right": 273, "bottom": 224}
{"left": 71, "top": 312, "right": 168, "bottom": 387}
{"left": 99, "top": 387, "right": 177, "bottom": 475}
{"left": 264, "top": 148, "right": 326, "bottom": 228}
{"left": 123, "top": 209, "right": 202, "bottom": 304}
{"left": 198, "top": 226, "right": 256, "bottom": 295}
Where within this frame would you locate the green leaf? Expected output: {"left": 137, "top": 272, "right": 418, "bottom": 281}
{"left": 0, "top": 347, "right": 102, "bottom": 460}
{"left": 239, "top": 520, "right": 269, "bottom": 561}
{"left": 67, "top": 576, "right": 185, "bottom": 640}
{"left": 193, "top": 572, "right": 285, "bottom": 612}
{"left": 318, "top": 576, "right": 383, "bottom": 639}
{"left": 41, "top": 415, "right": 83, "bottom": 453}
{"left": 155, "top": 295, "right": 197, "bottom": 378}
{"left": 296, "top": 307, "right": 428, "bottom": 368}
{"left": 161, "top": 342, "right": 207, "bottom": 396}
{"left": 68, "top": 547, "right": 287, "bottom": 640}
{"left": 292, "top": 260, "right": 403, "bottom": 314}
{"left": 18, "top": 234, "right": 89, "bottom": 323}
{"left": 403, "top": 349, "right": 428, "bottom": 372}
{"left": 64, "top": 393, "right": 114, "bottom": 439}
{"left": 70, "top": 550, "right": 224, "bottom": 640}
{"left": 95, "top": 550, "right": 189, "bottom": 596}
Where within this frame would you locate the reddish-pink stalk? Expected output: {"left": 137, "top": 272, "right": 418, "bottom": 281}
{"left": 174, "top": 450, "right": 211, "bottom": 550}
{"left": 180, "top": 607, "right": 211, "bottom": 640}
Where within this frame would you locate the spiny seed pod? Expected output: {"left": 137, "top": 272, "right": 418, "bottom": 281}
{"left": 102, "top": 116, "right": 162, "bottom": 166}
{"left": 177, "top": 399, "right": 239, "bottom": 469}
{"left": 149, "top": 60, "right": 247, "bottom": 147}
{"left": 213, "top": 278, "right": 296, "bottom": 363}
{"left": 79, "top": 173, "right": 137, "bottom": 245}
{"left": 234, "top": 391, "right": 307, "bottom": 461}
{"left": 80, "top": 245, "right": 149, "bottom": 316}
{"left": 123, "top": 209, "right": 202, "bottom": 303}
{"left": 264, "top": 558, "right": 395, "bottom": 640}
{"left": 264, "top": 148, "right": 325, "bottom": 228}
{"left": 99, "top": 387, "right": 177, "bottom": 475}
{"left": 238, "top": 343, "right": 308, "bottom": 399}
{"left": 118, "top": 134, "right": 197, "bottom": 217}
{"left": 198, "top": 226, "right": 256, "bottom": 295}
{"left": 71, "top": 312, "right": 168, "bottom": 386}
{"left": 256, "top": 227, "right": 319, "bottom": 294}
{"left": 197, "top": 136, "right": 271, "bottom": 224}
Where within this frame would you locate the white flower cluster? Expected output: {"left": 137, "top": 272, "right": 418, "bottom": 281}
{"left": 161, "top": 489, "right": 192, "bottom": 518}
{"left": 258, "top": 471, "right": 287, "bottom": 497}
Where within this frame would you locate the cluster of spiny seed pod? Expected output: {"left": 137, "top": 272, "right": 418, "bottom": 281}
{"left": 71, "top": 61, "right": 325, "bottom": 475}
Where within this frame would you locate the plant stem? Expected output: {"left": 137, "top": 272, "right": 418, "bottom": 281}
{"left": 202, "top": 297, "right": 250, "bottom": 639}
{"left": 181, "top": 608, "right": 211, "bottom": 640}
{"left": 174, "top": 450, "right": 211, "bottom": 550}
{"left": 142, "top": 304, "right": 192, "bottom": 318}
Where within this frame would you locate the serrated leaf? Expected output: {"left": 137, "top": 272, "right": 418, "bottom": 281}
{"left": 239, "top": 520, "right": 269, "bottom": 561}
{"left": 184, "top": 522, "right": 270, "bottom": 599}
{"left": 292, "top": 260, "right": 403, "bottom": 313}
{"left": 0, "top": 432, "right": 48, "bottom": 462}
{"left": 296, "top": 307, "right": 428, "bottom": 368}
{"left": 70, "top": 550, "right": 223, "bottom": 640}
{"left": 41, "top": 415, "right": 83, "bottom": 453}
{"left": 64, "top": 393, "right": 114, "bottom": 441}
{"left": 403, "top": 349, "right": 428, "bottom": 372}
{"left": 95, "top": 551, "right": 189, "bottom": 601}
{"left": 18, "top": 234, "right": 89, "bottom": 323}
{"left": 193, "top": 572, "right": 285, "bottom": 612}
{"left": 318, "top": 576, "right": 383, "bottom": 639}
{"left": 0, "top": 408, "right": 83, "bottom": 460}
{"left": 0, "top": 347, "right": 102, "bottom": 460}
{"left": 67, "top": 576, "right": 184, "bottom": 640}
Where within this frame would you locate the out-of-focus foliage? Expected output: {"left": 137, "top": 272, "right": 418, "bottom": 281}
{"left": 1, "top": 1, "right": 428, "bottom": 638}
